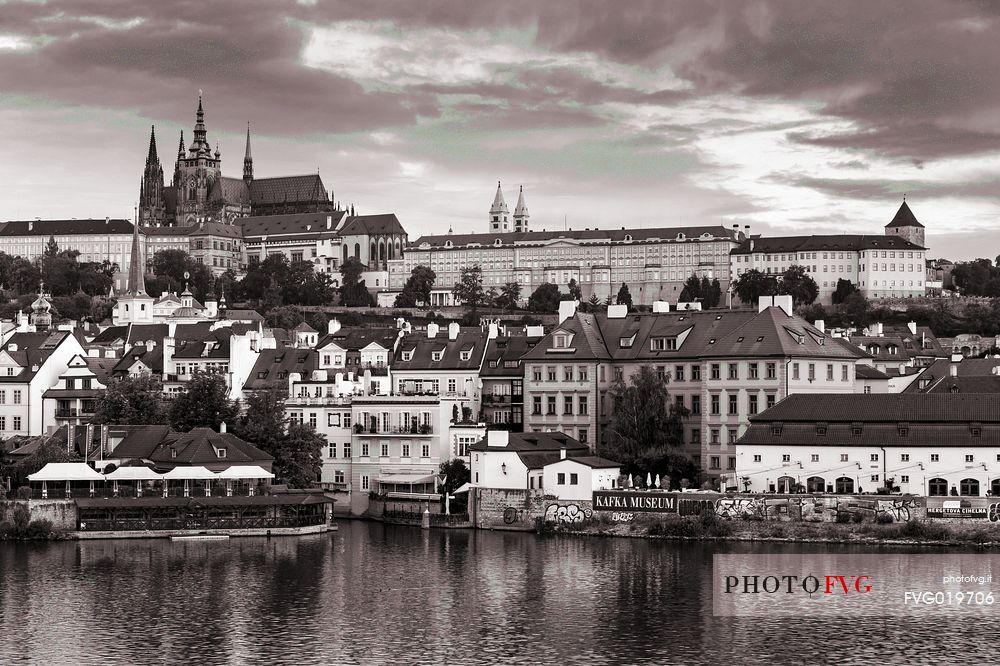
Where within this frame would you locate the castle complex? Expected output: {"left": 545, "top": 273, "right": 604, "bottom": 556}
{"left": 138, "top": 96, "right": 335, "bottom": 227}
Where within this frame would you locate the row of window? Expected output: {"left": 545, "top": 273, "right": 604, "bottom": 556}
{"left": 707, "top": 392, "right": 778, "bottom": 416}
{"left": 531, "top": 395, "right": 589, "bottom": 416}
{"left": 326, "top": 442, "right": 431, "bottom": 459}
{"left": 760, "top": 452, "right": 1000, "bottom": 464}
{"left": 0, "top": 416, "right": 23, "bottom": 432}
{"left": 0, "top": 390, "right": 23, "bottom": 405}
{"left": 531, "top": 365, "right": 590, "bottom": 383}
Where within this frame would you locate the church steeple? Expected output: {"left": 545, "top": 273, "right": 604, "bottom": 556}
{"left": 243, "top": 121, "right": 254, "bottom": 184}
{"left": 138, "top": 125, "right": 166, "bottom": 226}
{"left": 190, "top": 93, "right": 210, "bottom": 156}
{"left": 489, "top": 180, "right": 510, "bottom": 232}
{"left": 513, "top": 185, "right": 529, "bottom": 232}
{"left": 126, "top": 220, "right": 146, "bottom": 296}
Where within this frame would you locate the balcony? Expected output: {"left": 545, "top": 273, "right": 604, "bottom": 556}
{"left": 287, "top": 395, "right": 354, "bottom": 407}
{"left": 353, "top": 423, "right": 434, "bottom": 436}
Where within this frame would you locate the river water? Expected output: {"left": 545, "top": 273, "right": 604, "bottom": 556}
{"left": 0, "top": 521, "right": 994, "bottom": 664}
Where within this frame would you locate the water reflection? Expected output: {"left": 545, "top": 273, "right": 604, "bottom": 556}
{"left": 1, "top": 525, "right": 999, "bottom": 664}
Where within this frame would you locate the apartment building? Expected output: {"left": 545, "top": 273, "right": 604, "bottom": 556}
{"left": 480, "top": 335, "right": 540, "bottom": 432}
{"left": 390, "top": 225, "right": 741, "bottom": 307}
{"left": 41, "top": 354, "right": 115, "bottom": 429}
{"left": 0, "top": 331, "right": 85, "bottom": 437}
{"left": 0, "top": 218, "right": 137, "bottom": 282}
{"left": 390, "top": 322, "right": 491, "bottom": 417}
{"left": 737, "top": 394, "right": 1000, "bottom": 497}
{"left": 699, "top": 297, "right": 865, "bottom": 481}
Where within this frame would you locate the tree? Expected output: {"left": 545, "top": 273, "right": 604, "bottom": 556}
{"left": 395, "top": 265, "right": 436, "bottom": 308}
{"left": 277, "top": 422, "right": 324, "bottom": 488}
{"left": 527, "top": 282, "right": 562, "bottom": 313}
{"left": 601, "top": 366, "right": 689, "bottom": 482}
{"left": 733, "top": 268, "right": 777, "bottom": 305}
{"left": 1, "top": 437, "right": 77, "bottom": 489}
{"left": 440, "top": 458, "right": 471, "bottom": 512}
{"left": 679, "top": 274, "right": 701, "bottom": 302}
{"left": 708, "top": 278, "right": 723, "bottom": 309}
{"left": 495, "top": 281, "right": 521, "bottom": 310}
{"left": 339, "top": 257, "right": 374, "bottom": 307}
{"left": 616, "top": 283, "right": 633, "bottom": 308}
{"left": 44, "top": 235, "right": 59, "bottom": 258}
{"left": 168, "top": 373, "right": 240, "bottom": 432}
{"left": 151, "top": 249, "right": 213, "bottom": 299}
{"left": 588, "top": 294, "right": 600, "bottom": 308}
{"left": 452, "top": 265, "right": 485, "bottom": 308}
{"left": 94, "top": 375, "right": 166, "bottom": 425}
{"left": 283, "top": 260, "right": 336, "bottom": 306}
{"left": 265, "top": 305, "right": 305, "bottom": 330}
{"left": 778, "top": 265, "right": 819, "bottom": 306}
{"left": 567, "top": 278, "right": 582, "bottom": 302}
{"left": 832, "top": 278, "right": 859, "bottom": 305}
{"left": 841, "top": 292, "right": 870, "bottom": 327}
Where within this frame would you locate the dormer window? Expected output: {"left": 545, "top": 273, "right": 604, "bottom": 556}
{"left": 851, "top": 424, "right": 863, "bottom": 436}
{"left": 650, "top": 337, "right": 677, "bottom": 351}
{"left": 770, "top": 425, "right": 782, "bottom": 436}
{"left": 816, "top": 423, "right": 827, "bottom": 436}
{"left": 217, "top": 448, "right": 227, "bottom": 458}
{"left": 898, "top": 425, "right": 909, "bottom": 437}
{"left": 170, "top": 448, "right": 177, "bottom": 459}
{"left": 971, "top": 424, "right": 982, "bottom": 437}
{"left": 553, "top": 332, "right": 573, "bottom": 348}
{"left": 460, "top": 350, "right": 472, "bottom": 361}
{"left": 619, "top": 335, "right": 635, "bottom": 349}
{"left": 402, "top": 350, "right": 414, "bottom": 362}
{"left": 432, "top": 350, "right": 443, "bottom": 362}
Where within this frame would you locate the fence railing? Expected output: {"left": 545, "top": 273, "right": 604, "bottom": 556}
{"left": 76, "top": 514, "right": 325, "bottom": 532}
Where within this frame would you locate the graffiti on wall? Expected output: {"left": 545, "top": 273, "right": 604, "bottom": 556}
{"left": 543, "top": 504, "right": 593, "bottom": 525}
{"left": 502, "top": 507, "right": 528, "bottom": 524}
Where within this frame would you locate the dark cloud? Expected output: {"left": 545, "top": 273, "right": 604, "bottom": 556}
{"left": 770, "top": 173, "right": 1000, "bottom": 202}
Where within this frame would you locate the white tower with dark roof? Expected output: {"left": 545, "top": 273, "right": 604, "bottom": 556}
{"left": 489, "top": 181, "right": 510, "bottom": 232}
{"left": 512, "top": 185, "right": 529, "bottom": 232}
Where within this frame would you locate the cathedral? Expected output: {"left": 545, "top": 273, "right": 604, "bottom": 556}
{"left": 139, "top": 95, "right": 336, "bottom": 226}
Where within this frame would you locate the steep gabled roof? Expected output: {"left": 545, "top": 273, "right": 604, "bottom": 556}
{"left": 210, "top": 177, "right": 250, "bottom": 205}
{"left": 316, "top": 327, "right": 399, "bottom": 352}
{"left": 480, "top": 336, "right": 543, "bottom": 376}
{"left": 700, "top": 307, "right": 864, "bottom": 359}
{"left": 113, "top": 426, "right": 273, "bottom": 465}
{"left": 243, "top": 348, "right": 318, "bottom": 391}
{"left": 249, "top": 174, "right": 328, "bottom": 205}
{"left": 751, "top": 393, "right": 1000, "bottom": 423}
{"left": 392, "top": 329, "right": 489, "bottom": 371}
{"left": 521, "top": 312, "right": 611, "bottom": 362}
{"left": 238, "top": 211, "right": 344, "bottom": 239}
{"left": 339, "top": 213, "right": 406, "bottom": 237}
{"left": 597, "top": 310, "right": 755, "bottom": 361}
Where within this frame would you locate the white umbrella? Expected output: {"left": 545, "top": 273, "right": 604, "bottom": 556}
{"left": 655, "top": 474, "right": 661, "bottom": 489}
{"left": 646, "top": 472, "right": 652, "bottom": 487}
{"left": 628, "top": 474, "right": 634, "bottom": 488}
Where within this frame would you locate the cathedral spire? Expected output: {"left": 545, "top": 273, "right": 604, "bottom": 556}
{"left": 243, "top": 121, "right": 253, "bottom": 184}
{"left": 126, "top": 220, "right": 146, "bottom": 296}
{"left": 191, "top": 93, "right": 209, "bottom": 155}
{"left": 146, "top": 125, "right": 159, "bottom": 164}
{"left": 489, "top": 180, "right": 510, "bottom": 232}
{"left": 513, "top": 184, "right": 529, "bottom": 232}
{"left": 177, "top": 130, "right": 185, "bottom": 159}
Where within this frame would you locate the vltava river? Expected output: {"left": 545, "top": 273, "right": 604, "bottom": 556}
{"left": 0, "top": 521, "right": 993, "bottom": 664}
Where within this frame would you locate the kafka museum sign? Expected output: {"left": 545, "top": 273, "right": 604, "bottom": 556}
{"left": 593, "top": 491, "right": 676, "bottom": 513}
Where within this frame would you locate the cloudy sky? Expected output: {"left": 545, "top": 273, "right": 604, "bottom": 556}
{"left": 1, "top": 0, "right": 998, "bottom": 259}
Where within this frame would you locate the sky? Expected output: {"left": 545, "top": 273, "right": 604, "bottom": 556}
{"left": 1, "top": 0, "right": 998, "bottom": 260}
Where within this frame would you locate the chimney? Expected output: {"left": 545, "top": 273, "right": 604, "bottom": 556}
{"left": 328, "top": 317, "right": 341, "bottom": 335}
{"left": 773, "top": 295, "right": 793, "bottom": 316}
{"left": 814, "top": 319, "right": 825, "bottom": 333}
{"left": 758, "top": 295, "right": 774, "bottom": 313}
{"left": 607, "top": 304, "right": 628, "bottom": 319}
{"left": 220, "top": 421, "right": 227, "bottom": 434}
{"left": 326, "top": 215, "right": 333, "bottom": 230}
{"left": 907, "top": 321, "right": 917, "bottom": 335}
{"left": 950, "top": 363, "right": 958, "bottom": 377}
{"left": 427, "top": 322, "right": 440, "bottom": 338}
{"left": 749, "top": 239, "right": 755, "bottom": 252}
{"left": 560, "top": 446, "right": 567, "bottom": 460}
{"left": 653, "top": 301, "right": 670, "bottom": 313}
{"left": 448, "top": 321, "right": 460, "bottom": 340}
{"left": 487, "top": 430, "right": 509, "bottom": 447}
{"left": 558, "top": 299, "right": 578, "bottom": 323}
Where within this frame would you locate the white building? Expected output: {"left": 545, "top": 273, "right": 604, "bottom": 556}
{"left": 0, "top": 330, "right": 85, "bottom": 437}
{"left": 730, "top": 201, "right": 928, "bottom": 305}
{"left": 736, "top": 393, "right": 1000, "bottom": 497}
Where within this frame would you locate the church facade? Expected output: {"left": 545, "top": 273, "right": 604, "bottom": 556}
{"left": 138, "top": 95, "right": 336, "bottom": 228}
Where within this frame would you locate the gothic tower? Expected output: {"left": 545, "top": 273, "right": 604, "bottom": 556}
{"left": 512, "top": 185, "right": 529, "bottom": 233}
{"left": 489, "top": 181, "right": 510, "bottom": 232}
{"left": 174, "top": 94, "right": 222, "bottom": 224}
{"left": 243, "top": 122, "right": 254, "bottom": 185}
{"left": 885, "top": 199, "right": 926, "bottom": 248}
{"left": 112, "top": 221, "right": 155, "bottom": 325}
{"left": 138, "top": 126, "right": 167, "bottom": 227}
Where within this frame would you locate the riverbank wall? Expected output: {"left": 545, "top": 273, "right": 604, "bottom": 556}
{"left": 1, "top": 500, "right": 78, "bottom": 530}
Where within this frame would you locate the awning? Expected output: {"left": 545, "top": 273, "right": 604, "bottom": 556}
{"left": 452, "top": 482, "right": 471, "bottom": 495}
{"left": 215, "top": 465, "right": 274, "bottom": 480}
{"left": 162, "top": 466, "right": 217, "bottom": 480}
{"left": 378, "top": 473, "right": 436, "bottom": 485}
{"left": 105, "top": 466, "right": 163, "bottom": 481}
{"left": 28, "top": 463, "right": 104, "bottom": 482}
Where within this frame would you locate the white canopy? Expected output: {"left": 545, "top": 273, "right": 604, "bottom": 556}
{"left": 451, "top": 482, "right": 471, "bottom": 495}
{"left": 378, "top": 473, "right": 436, "bottom": 485}
{"left": 28, "top": 463, "right": 104, "bottom": 482}
{"left": 215, "top": 465, "right": 274, "bottom": 480}
{"left": 162, "top": 466, "right": 217, "bottom": 480}
{"left": 104, "top": 466, "right": 163, "bottom": 481}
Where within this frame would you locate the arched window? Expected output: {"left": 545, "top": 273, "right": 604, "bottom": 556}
{"left": 960, "top": 478, "right": 980, "bottom": 496}
{"left": 806, "top": 476, "right": 825, "bottom": 493}
{"left": 354, "top": 243, "right": 360, "bottom": 259}
{"left": 835, "top": 477, "right": 854, "bottom": 494}
{"left": 378, "top": 239, "right": 386, "bottom": 262}
{"left": 776, "top": 476, "right": 795, "bottom": 494}
{"left": 370, "top": 242, "right": 377, "bottom": 261}
{"left": 395, "top": 239, "right": 401, "bottom": 256}
{"left": 928, "top": 478, "right": 948, "bottom": 496}
{"left": 992, "top": 479, "right": 1000, "bottom": 497}
{"left": 343, "top": 245, "right": 349, "bottom": 264}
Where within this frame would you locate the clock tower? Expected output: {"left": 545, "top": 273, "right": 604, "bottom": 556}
{"left": 173, "top": 94, "right": 222, "bottom": 225}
